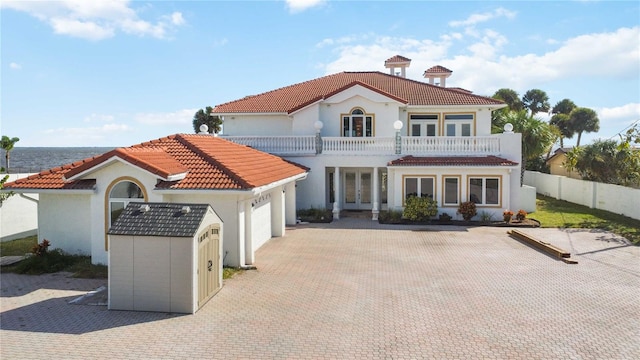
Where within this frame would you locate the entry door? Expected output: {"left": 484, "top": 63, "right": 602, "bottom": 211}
{"left": 343, "top": 170, "right": 372, "bottom": 210}
{"left": 198, "top": 224, "right": 221, "bottom": 308}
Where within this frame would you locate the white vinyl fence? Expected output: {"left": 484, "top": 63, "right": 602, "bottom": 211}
{"left": 1, "top": 174, "right": 38, "bottom": 242}
{"left": 524, "top": 171, "right": 640, "bottom": 220}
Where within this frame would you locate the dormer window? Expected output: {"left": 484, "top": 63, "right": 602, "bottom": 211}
{"left": 342, "top": 108, "right": 374, "bottom": 137}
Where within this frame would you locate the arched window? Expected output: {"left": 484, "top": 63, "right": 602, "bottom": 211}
{"left": 342, "top": 108, "right": 374, "bottom": 137}
{"left": 109, "top": 180, "right": 144, "bottom": 225}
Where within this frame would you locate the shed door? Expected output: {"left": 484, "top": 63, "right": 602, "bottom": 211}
{"left": 198, "top": 224, "right": 220, "bottom": 308}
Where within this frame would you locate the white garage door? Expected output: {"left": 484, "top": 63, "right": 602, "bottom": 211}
{"left": 251, "top": 198, "right": 272, "bottom": 251}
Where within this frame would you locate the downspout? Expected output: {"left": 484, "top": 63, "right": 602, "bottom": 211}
{"left": 19, "top": 193, "right": 39, "bottom": 204}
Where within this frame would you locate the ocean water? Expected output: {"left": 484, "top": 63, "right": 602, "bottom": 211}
{"left": 2, "top": 147, "right": 114, "bottom": 174}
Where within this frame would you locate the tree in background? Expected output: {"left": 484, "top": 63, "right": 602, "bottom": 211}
{"left": 493, "top": 88, "right": 524, "bottom": 111}
{"left": 564, "top": 139, "right": 639, "bottom": 187}
{"left": 192, "top": 106, "right": 223, "bottom": 134}
{"left": 549, "top": 113, "right": 573, "bottom": 148}
{"left": 0, "top": 166, "right": 14, "bottom": 206}
{"left": 549, "top": 98, "right": 577, "bottom": 148}
{"left": 522, "top": 89, "right": 550, "bottom": 115}
{"left": 570, "top": 107, "right": 600, "bottom": 147}
{"left": 552, "top": 98, "right": 577, "bottom": 115}
{"left": 494, "top": 110, "right": 555, "bottom": 185}
{"left": 1, "top": 135, "right": 20, "bottom": 173}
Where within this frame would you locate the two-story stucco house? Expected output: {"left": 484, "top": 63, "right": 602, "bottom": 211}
{"left": 214, "top": 56, "right": 529, "bottom": 220}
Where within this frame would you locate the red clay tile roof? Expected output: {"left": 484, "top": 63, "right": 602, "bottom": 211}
{"left": 388, "top": 155, "right": 518, "bottom": 167}
{"left": 212, "top": 71, "right": 504, "bottom": 114}
{"left": 384, "top": 55, "right": 411, "bottom": 64}
{"left": 4, "top": 134, "right": 308, "bottom": 191}
{"left": 65, "top": 147, "right": 188, "bottom": 181}
{"left": 424, "top": 65, "right": 453, "bottom": 74}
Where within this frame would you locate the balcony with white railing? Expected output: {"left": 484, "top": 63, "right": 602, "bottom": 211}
{"left": 224, "top": 135, "right": 504, "bottom": 157}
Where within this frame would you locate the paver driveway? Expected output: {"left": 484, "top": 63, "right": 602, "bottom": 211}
{"left": 1, "top": 220, "right": 639, "bottom": 359}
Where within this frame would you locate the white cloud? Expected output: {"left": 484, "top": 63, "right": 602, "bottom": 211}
{"left": 448, "top": 7, "right": 516, "bottom": 28}
{"left": 1, "top": 0, "right": 185, "bottom": 41}
{"left": 285, "top": 0, "right": 326, "bottom": 13}
{"left": 84, "top": 113, "right": 116, "bottom": 123}
{"left": 41, "top": 123, "right": 132, "bottom": 144}
{"left": 134, "top": 109, "right": 197, "bottom": 126}
{"left": 319, "top": 26, "right": 639, "bottom": 97}
{"left": 9, "top": 62, "right": 22, "bottom": 70}
{"left": 597, "top": 103, "right": 640, "bottom": 121}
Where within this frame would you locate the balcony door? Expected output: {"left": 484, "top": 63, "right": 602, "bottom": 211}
{"left": 343, "top": 169, "right": 372, "bottom": 210}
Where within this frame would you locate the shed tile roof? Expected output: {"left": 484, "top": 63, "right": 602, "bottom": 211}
{"left": 212, "top": 71, "right": 504, "bottom": 114}
{"left": 4, "top": 134, "right": 308, "bottom": 191}
{"left": 108, "top": 202, "right": 211, "bottom": 237}
{"left": 388, "top": 155, "right": 519, "bottom": 167}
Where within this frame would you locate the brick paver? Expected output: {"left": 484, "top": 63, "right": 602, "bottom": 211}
{"left": 1, "top": 220, "right": 639, "bottom": 359}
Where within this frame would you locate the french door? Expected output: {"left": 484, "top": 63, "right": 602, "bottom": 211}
{"left": 343, "top": 169, "right": 372, "bottom": 210}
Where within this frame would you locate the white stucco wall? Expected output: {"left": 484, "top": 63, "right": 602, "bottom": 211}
{"left": 524, "top": 170, "right": 640, "bottom": 220}
{"left": 89, "top": 161, "right": 165, "bottom": 265}
{"left": 1, "top": 174, "right": 38, "bottom": 242}
{"left": 38, "top": 193, "right": 92, "bottom": 255}
{"left": 221, "top": 114, "right": 291, "bottom": 136}
{"left": 388, "top": 166, "right": 514, "bottom": 220}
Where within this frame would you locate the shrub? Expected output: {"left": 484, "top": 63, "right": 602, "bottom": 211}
{"left": 503, "top": 210, "right": 514, "bottom": 222}
{"left": 378, "top": 209, "right": 404, "bottom": 224}
{"left": 31, "top": 239, "right": 50, "bottom": 256}
{"left": 403, "top": 196, "right": 438, "bottom": 222}
{"left": 297, "top": 207, "right": 333, "bottom": 223}
{"left": 516, "top": 209, "right": 527, "bottom": 221}
{"left": 457, "top": 201, "right": 477, "bottom": 221}
{"left": 479, "top": 211, "right": 494, "bottom": 223}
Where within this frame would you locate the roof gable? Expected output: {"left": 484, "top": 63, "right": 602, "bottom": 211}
{"left": 65, "top": 147, "right": 188, "bottom": 181}
{"left": 212, "top": 72, "right": 505, "bottom": 115}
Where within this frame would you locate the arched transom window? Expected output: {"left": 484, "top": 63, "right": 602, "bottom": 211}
{"left": 109, "top": 180, "right": 144, "bottom": 225}
{"left": 342, "top": 108, "right": 373, "bottom": 137}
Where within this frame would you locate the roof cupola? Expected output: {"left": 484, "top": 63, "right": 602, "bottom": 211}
{"left": 423, "top": 65, "right": 453, "bottom": 87}
{"left": 384, "top": 55, "right": 411, "bottom": 78}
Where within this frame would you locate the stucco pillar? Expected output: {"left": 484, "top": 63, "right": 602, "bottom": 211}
{"left": 332, "top": 167, "right": 340, "bottom": 220}
{"left": 272, "top": 188, "right": 285, "bottom": 237}
{"left": 285, "top": 182, "right": 297, "bottom": 225}
{"left": 243, "top": 200, "right": 253, "bottom": 266}
{"left": 372, "top": 167, "right": 379, "bottom": 221}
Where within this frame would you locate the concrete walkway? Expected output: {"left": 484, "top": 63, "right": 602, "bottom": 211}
{"left": 1, "top": 219, "right": 639, "bottom": 359}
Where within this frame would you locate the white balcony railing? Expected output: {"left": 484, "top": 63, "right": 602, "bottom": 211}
{"left": 322, "top": 137, "right": 395, "bottom": 155}
{"left": 224, "top": 135, "right": 501, "bottom": 156}
{"left": 223, "top": 136, "right": 316, "bottom": 155}
{"left": 402, "top": 136, "right": 500, "bottom": 155}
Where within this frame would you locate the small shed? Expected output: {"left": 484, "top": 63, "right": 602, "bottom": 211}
{"left": 108, "top": 202, "right": 223, "bottom": 314}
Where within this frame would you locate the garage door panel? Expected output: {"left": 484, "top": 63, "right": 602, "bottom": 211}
{"left": 251, "top": 200, "right": 272, "bottom": 251}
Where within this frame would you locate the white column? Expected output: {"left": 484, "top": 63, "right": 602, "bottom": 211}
{"left": 285, "top": 182, "right": 297, "bottom": 225}
{"left": 244, "top": 200, "right": 253, "bottom": 266}
{"left": 372, "top": 167, "right": 379, "bottom": 220}
{"left": 272, "top": 188, "right": 285, "bottom": 237}
{"left": 332, "top": 167, "right": 340, "bottom": 220}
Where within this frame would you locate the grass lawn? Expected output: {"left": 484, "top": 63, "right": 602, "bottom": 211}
{"left": 0, "top": 235, "right": 37, "bottom": 256}
{"left": 533, "top": 194, "right": 640, "bottom": 245}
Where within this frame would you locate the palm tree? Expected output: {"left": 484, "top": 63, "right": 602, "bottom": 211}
{"left": 1, "top": 136, "right": 20, "bottom": 173}
{"left": 570, "top": 107, "right": 600, "bottom": 147}
{"left": 498, "top": 110, "right": 555, "bottom": 185}
{"left": 552, "top": 98, "right": 577, "bottom": 115}
{"left": 549, "top": 113, "right": 574, "bottom": 148}
{"left": 192, "top": 106, "right": 223, "bottom": 134}
{"left": 522, "top": 89, "right": 550, "bottom": 115}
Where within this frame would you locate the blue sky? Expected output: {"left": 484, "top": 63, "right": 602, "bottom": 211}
{"left": 1, "top": 0, "right": 639, "bottom": 147}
